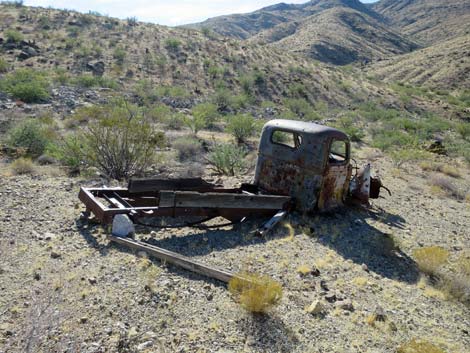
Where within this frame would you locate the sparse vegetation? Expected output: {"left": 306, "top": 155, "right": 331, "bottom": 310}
{"left": 80, "top": 102, "right": 164, "bottom": 179}
{"left": 7, "top": 119, "right": 50, "bottom": 157}
{"left": 413, "top": 246, "right": 449, "bottom": 276}
{"left": 10, "top": 157, "right": 35, "bottom": 175}
{"left": 228, "top": 272, "right": 283, "bottom": 313}
{"left": 428, "top": 175, "right": 464, "bottom": 199}
{"left": 0, "top": 57, "right": 9, "bottom": 73}
{"left": 172, "top": 136, "right": 202, "bottom": 161}
{"left": 397, "top": 339, "right": 446, "bottom": 353}
{"left": 226, "top": 114, "right": 256, "bottom": 144}
{"left": 0, "top": 68, "right": 50, "bottom": 103}
{"left": 207, "top": 144, "right": 246, "bottom": 176}
{"left": 5, "top": 29, "right": 23, "bottom": 43}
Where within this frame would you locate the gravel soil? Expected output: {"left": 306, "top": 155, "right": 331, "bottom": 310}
{"left": 1, "top": 153, "right": 469, "bottom": 353}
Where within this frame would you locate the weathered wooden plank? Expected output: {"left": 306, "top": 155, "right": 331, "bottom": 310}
{"left": 255, "top": 210, "right": 287, "bottom": 236}
{"left": 128, "top": 178, "right": 218, "bottom": 193}
{"left": 108, "top": 235, "right": 235, "bottom": 283}
{"left": 160, "top": 191, "right": 290, "bottom": 210}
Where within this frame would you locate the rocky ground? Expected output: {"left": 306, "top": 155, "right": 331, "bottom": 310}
{"left": 0, "top": 147, "right": 469, "bottom": 353}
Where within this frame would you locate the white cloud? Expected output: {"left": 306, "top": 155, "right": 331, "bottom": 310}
{"left": 24, "top": 1, "right": 377, "bottom": 26}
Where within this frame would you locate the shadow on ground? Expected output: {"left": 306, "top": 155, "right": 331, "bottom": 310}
{"left": 77, "top": 204, "right": 419, "bottom": 284}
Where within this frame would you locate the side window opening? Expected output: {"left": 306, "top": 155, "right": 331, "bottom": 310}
{"left": 271, "top": 130, "right": 302, "bottom": 149}
{"left": 329, "top": 139, "right": 348, "bottom": 164}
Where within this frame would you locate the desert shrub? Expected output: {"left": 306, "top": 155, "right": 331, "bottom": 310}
{"left": 164, "top": 112, "right": 185, "bottom": 130}
{"left": 239, "top": 74, "right": 254, "bottom": 96}
{"left": 172, "top": 136, "right": 202, "bottom": 161}
{"left": 82, "top": 103, "right": 163, "bottom": 179}
{"left": 10, "top": 157, "right": 35, "bottom": 175}
{"left": 184, "top": 114, "right": 206, "bottom": 135}
{"left": 147, "top": 104, "right": 171, "bottom": 122}
{"left": 46, "top": 134, "right": 85, "bottom": 173}
{"left": 192, "top": 103, "right": 219, "bottom": 128}
{"left": 397, "top": 339, "right": 445, "bottom": 353}
{"left": 5, "top": 29, "right": 23, "bottom": 43}
{"left": 113, "top": 46, "right": 126, "bottom": 65}
{"left": 213, "top": 88, "right": 233, "bottom": 112}
{"left": 390, "top": 149, "right": 433, "bottom": 167}
{"left": 228, "top": 272, "right": 283, "bottom": 313}
{"left": 232, "top": 94, "right": 255, "bottom": 110}
{"left": 283, "top": 98, "right": 321, "bottom": 121}
{"left": 288, "top": 83, "right": 308, "bottom": 99}
{"left": 0, "top": 58, "right": 9, "bottom": 73}
{"left": 155, "top": 85, "right": 189, "bottom": 98}
{"left": 370, "top": 128, "right": 417, "bottom": 151}
{"left": 165, "top": 38, "right": 181, "bottom": 52}
{"left": 226, "top": 114, "right": 255, "bottom": 144}
{"left": 457, "top": 122, "right": 470, "bottom": 141}
{"left": 72, "top": 75, "right": 118, "bottom": 89}
{"left": 207, "top": 144, "right": 246, "bottom": 176}
{"left": 7, "top": 119, "right": 49, "bottom": 157}
{"left": 333, "top": 116, "right": 365, "bottom": 142}
{"left": 126, "top": 16, "right": 138, "bottom": 26}
{"left": 428, "top": 175, "right": 464, "bottom": 199}
{"left": 0, "top": 68, "right": 50, "bottom": 103}
{"left": 413, "top": 246, "right": 449, "bottom": 276}
{"left": 357, "top": 103, "right": 401, "bottom": 122}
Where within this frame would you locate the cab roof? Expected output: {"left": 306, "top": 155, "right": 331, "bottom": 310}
{"left": 262, "top": 119, "right": 349, "bottom": 141}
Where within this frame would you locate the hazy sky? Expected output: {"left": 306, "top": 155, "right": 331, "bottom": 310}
{"left": 24, "top": 1, "right": 379, "bottom": 26}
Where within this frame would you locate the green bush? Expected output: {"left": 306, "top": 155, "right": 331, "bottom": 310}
{"left": 72, "top": 75, "right": 118, "bottom": 89}
{"left": 283, "top": 98, "right": 321, "bottom": 121}
{"left": 371, "top": 128, "right": 417, "bottom": 151}
{"left": 147, "top": 104, "right": 172, "bottom": 122}
{"left": 0, "top": 68, "right": 50, "bottom": 103}
{"left": 46, "top": 134, "right": 85, "bottom": 173}
{"left": 333, "top": 116, "right": 365, "bottom": 142}
{"left": 207, "top": 143, "right": 246, "bottom": 176}
{"left": 227, "top": 114, "right": 256, "bottom": 144}
{"left": 155, "top": 85, "right": 189, "bottom": 98}
{"left": 172, "top": 136, "right": 202, "bottom": 161}
{"left": 457, "top": 122, "right": 470, "bottom": 141}
{"left": 5, "top": 29, "right": 23, "bottom": 43}
{"left": 192, "top": 103, "right": 219, "bottom": 128}
{"left": 213, "top": 88, "right": 233, "bottom": 112}
{"left": 0, "top": 58, "right": 9, "bottom": 73}
{"left": 82, "top": 103, "right": 162, "bottom": 179}
{"left": 10, "top": 157, "right": 35, "bottom": 175}
{"left": 113, "top": 46, "right": 126, "bottom": 65}
{"left": 184, "top": 114, "right": 206, "bottom": 135}
{"left": 7, "top": 119, "right": 50, "bottom": 157}
{"left": 165, "top": 38, "right": 181, "bottom": 52}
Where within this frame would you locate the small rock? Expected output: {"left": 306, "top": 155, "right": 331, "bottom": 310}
{"left": 361, "top": 263, "right": 369, "bottom": 272}
{"left": 306, "top": 300, "right": 325, "bottom": 315}
{"left": 128, "top": 327, "right": 139, "bottom": 339}
{"left": 80, "top": 317, "right": 88, "bottom": 323}
{"left": 88, "top": 277, "right": 97, "bottom": 285}
{"left": 44, "top": 232, "right": 55, "bottom": 241}
{"left": 112, "top": 214, "right": 135, "bottom": 237}
{"left": 137, "top": 341, "right": 153, "bottom": 351}
{"left": 50, "top": 250, "right": 61, "bottom": 259}
{"left": 325, "top": 293, "right": 336, "bottom": 303}
{"left": 335, "top": 299, "right": 354, "bottom": 312}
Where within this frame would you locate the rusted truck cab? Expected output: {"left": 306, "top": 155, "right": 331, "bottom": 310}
{"left": 254, "top": 119, "right": 356, "bottom": 212}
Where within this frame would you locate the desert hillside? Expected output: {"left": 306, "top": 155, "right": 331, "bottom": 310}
{"left": 0, "top": 1, "right": 469, "bottom": 353}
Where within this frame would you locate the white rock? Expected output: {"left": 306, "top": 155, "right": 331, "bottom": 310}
{"left": 112, "top": 214, "right": 135, "bottom": 237}
{"left": 306, "top": 300, "right": 325, "bottom": 315}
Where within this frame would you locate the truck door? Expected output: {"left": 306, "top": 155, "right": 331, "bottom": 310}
{"left": 318, "top": 138, "right": 352, "bottom": 211}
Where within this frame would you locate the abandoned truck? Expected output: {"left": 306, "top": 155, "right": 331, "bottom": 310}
{"left": 79, "top": 119, "right": 384, "bottom": 228}
{"left": 79, "top": 119, "right": 387, "bottom": 283}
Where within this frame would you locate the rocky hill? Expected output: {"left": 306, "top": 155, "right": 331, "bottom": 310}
{"left": 189, "top": 0, "right": 470, "bottom": 66}
{"left": 250, "top": 6, "right": 418, "bottom": 65}
{"left": 373, "top": 0, "right": 470, "bottom": 45}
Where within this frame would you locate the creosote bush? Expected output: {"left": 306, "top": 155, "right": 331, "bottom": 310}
{"left": 10, "top": 157, "right": 35, "bottom": 175}
{"left": 0, "top": 68, "right": 50, "bottom": 103}
{"left": 7, "top": 119, "right": 49, "bottom": 157}
{"left": 172, "top": 136, "right": 202, "bottom": 162}
{"left": 397, "top": 339, "right": 445, "bottom": 353}
{"left": 228, "top": 272, "right": 283, "bottom": 313}
{"left": 207, "top": 144, "right": 246, "bottom": 176}
{"left": 227, "top": 114, "right": 256, "bottom": 144}
{"left": 413, "top": 246, "right": 449, "bottom": 276}
{"left": 81, "top": 102, "right": 164, "bottom": 179}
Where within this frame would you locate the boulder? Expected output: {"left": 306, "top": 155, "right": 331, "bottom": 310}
{"left": 86, "top": 61, "right": 105, "bottom": 76}
{"left": 112, "top": 214, "right": 135, "bottom": 237}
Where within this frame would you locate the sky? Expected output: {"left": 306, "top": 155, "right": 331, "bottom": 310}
{"left": 24, "top": 1, "right": 379, "bottom": 26}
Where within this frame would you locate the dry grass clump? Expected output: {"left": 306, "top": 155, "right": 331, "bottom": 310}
{"left": 10, "top": 157, "right": 35, "bottom": 175}
{"left": 296, "top": 265, "right": 312, "bottom": 275}
{"left": 413, "top": 246, "right": 449, "bottom": 275}
{"left": 228, "top": 272, "right": 283, "bottom": 313}
{"left": 397, "top": 339, "right": 446, "bottom": 353}
{"left": 428, "top": 174, "right": 464, "bottom": 199}
{"left": 420, "top": 162, "right": 461, "bottom": 178}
